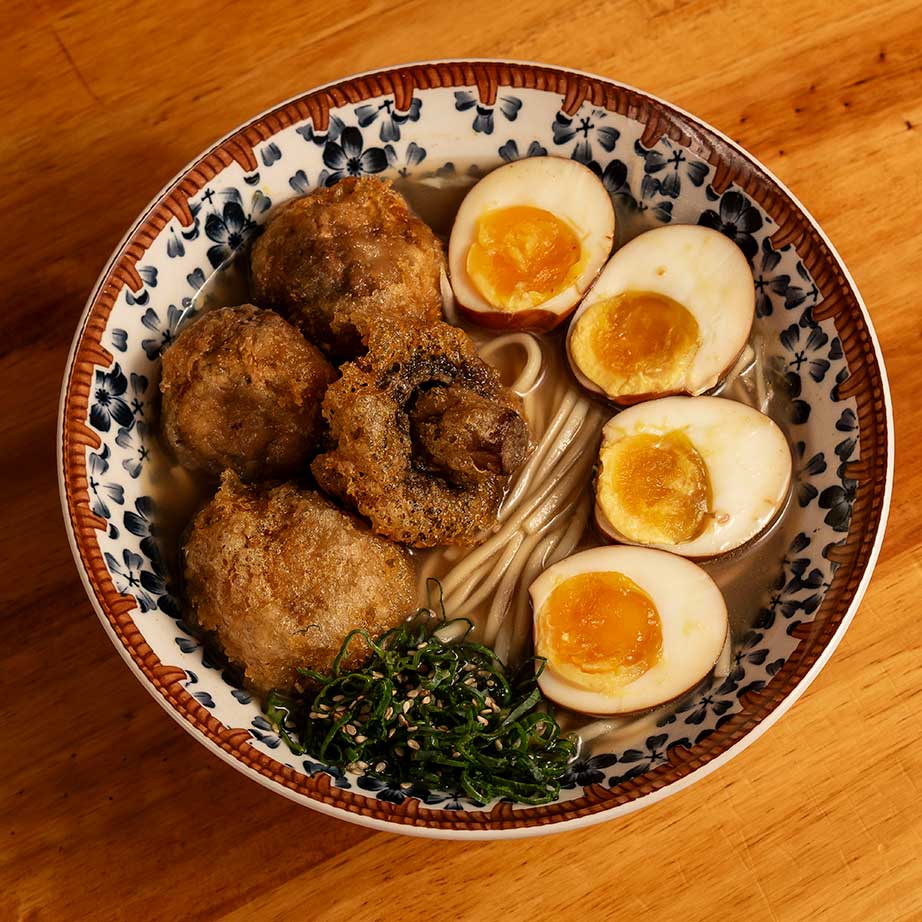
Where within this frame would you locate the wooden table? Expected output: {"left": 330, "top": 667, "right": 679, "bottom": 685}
{"left": 3, "top": 1, "right": 920, "bottom": 919}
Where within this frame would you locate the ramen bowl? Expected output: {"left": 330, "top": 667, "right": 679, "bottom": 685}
{"left": 58, "top": 60, "right": 892, "bottom": 838}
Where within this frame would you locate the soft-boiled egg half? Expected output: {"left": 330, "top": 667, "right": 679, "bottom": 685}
{"left": 530, "top": 546, "right": 728, "bottom": 715}
{"left": 448, "top": 157, "right": 615, "bottom": 331}
{"left": 595, "top": 396, "right": 792, "bottom": 558}
{"left": 567, "top": 224, "right": 754, "bottom": 404}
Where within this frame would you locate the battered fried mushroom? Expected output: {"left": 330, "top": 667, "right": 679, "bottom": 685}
{"left": 182, "top": 472, "right": 416, "bottom": 696}
{"left": 312, "top": 319, "right": 529, "bottom": 547}
{"left": 250, "top": 177, "right": 445, "bottom": 358}
{"left": 160, "top": 305, "right": 335, "bottom": 480}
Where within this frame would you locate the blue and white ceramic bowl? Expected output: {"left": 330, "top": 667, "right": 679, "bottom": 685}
{"left": 59, "top": 61, "right": 892, "bottom": 838}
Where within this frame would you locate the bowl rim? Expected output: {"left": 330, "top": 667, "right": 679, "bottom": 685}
{"left": 57, "top": 58, "right": 894, "bottom": 839}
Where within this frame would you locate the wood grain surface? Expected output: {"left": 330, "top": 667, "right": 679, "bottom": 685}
{"left": 2, "top": 1, "right": 919, "bottom": 919}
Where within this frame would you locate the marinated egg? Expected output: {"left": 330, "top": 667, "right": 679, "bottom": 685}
{"left": 567, "top": 224, "right": 754, "bottom": 403}
{"left": 448, "top": 157, "right": 615, "bottom": 331}
{"left": 595, "top": 396, "right": 792, "bottom": 557}
{"left": 530, "top": 546, "right": 728, "bottom": 715}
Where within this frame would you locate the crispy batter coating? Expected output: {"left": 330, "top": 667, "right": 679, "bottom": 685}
{"left": 182, "top": 473, "right": 416, "bottom": 695}
{"left": 249, "top": 177, "right": 445, "bottom": 358}
{"left": 160, "top": 305, "right": 335, "bottom": 480}
{"left": 312, "top": 319, "right": 529, "bottom": 547}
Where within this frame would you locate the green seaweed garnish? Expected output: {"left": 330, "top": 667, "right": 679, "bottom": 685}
{"left": 266, "top": 583, "right": 575, "bottom": 805}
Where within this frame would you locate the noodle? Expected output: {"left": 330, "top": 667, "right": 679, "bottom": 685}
{"left": 478, "top": 332, "right": 544, "bottom": 397}
{"left": 416, "top": 333, "right": 608, "bottom": 663}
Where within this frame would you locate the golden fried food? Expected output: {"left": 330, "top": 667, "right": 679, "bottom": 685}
{"left": 160, "top": 304, "right": 335, "bottom": 480}
{"left": 249, "top": 177, "right": 445, "bottom": 357}
{"left": 182, "top": 472, "right": 416, "bottom": 695}
{"left": 312, "top": 318, "right": 529, "bottom": 547}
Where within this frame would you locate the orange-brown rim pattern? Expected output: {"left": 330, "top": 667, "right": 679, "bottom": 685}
{"left": 60, "top": 61, "right": 889, "bottom": 832}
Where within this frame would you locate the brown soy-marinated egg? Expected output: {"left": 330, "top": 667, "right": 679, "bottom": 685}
{"left": 595, "top": 396, "right": 792, "bottom": 558}
{"left": 530, "top": 547, "right": 728, "bottom": 715}
{"left": 567, "top": 225, "right": 754, "bottom": 404}
{"left": 448, "top": 158, "right": 614, "bottom": 331}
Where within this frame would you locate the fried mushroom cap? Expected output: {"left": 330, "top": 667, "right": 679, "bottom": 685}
{"left": 312, "top": 319, "right": 529, "bottom": 547}
{"left": 249, "top": 177, "right": 446, "bottom": 358}
{"left": 182, "top": 472, "right": 416, "bottom": 695}
{"left": 160, "top": 304, "right": 335, "bottom": 480}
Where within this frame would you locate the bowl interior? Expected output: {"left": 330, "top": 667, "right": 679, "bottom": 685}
{"left": 60, "top": 62, "right": 889, "bottom": 835}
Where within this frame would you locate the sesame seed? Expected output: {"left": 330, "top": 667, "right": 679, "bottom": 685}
{"left": 345, "top": 724, "right": 357, "bottom": 736}
{"left": 384, "top": 707, "right": 394, "bottom": 720}
{"left": 372, "top": 672, "right": 384, "bottom": 679}
{"left": 355, "top": 735, "right": 367, "bottom": 744}
{"left": 332, "top": 695, "right": 345, "bottom": 702}
{"left": 407, "top": 689, "right": 420, "bottom": 699}
{"left": 407, "top": 740, "right": 420, "bottom": 750}
{"left": 476, "top": 715, "right": 489, "bottom": 726}
{"left": 400, "top": 782, "right": 413, "bottom": 790}
{"left": 375, "top": 762, "right": 387, "bottom": 772}
{"left": 402, "top": 701, "right": 412, "bottom": 714}
{"left": 494, "top": 740, "right": 503, "bottom": 751}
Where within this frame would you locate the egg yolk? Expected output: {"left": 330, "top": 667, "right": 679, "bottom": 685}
{"left": 599, "top": 430, "right": 712, "bottom": 545}
{"left": 538, "top": 571, "right": 663, "bottom": 689}
{"left": 570, "top": 291, "right": 700, "bottom": 397}
{"left": 466, "top": 206, "right": 583, "bottom": 311}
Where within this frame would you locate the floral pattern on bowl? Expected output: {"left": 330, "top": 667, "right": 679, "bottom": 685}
{"left": 59, "top": 61, "right": 891, "bottom": 838}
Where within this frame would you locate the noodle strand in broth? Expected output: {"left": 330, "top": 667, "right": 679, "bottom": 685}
{"left": 418, "top": 332, "right": 603, "bottom": 666}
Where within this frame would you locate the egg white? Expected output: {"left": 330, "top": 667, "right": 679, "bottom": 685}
{"left": 448, "top": 157, "right": 614, "bottom": 330}
{"left": 596, "top": 396, "right": 792, "bottom": 557}
{"left": 530, "top": 546, "right": 728, "bottom": 715}
{"left": 567, "top": 224, "right": 755, "bottom": 401}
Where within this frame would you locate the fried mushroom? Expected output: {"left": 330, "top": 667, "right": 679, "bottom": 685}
{"left": 160, "top": 304, "right": 335, "bottom": 480}
{"left": 183, "top": 472, "right": 416, "bottom": 696}
{"left": 311, "top": 319, "right": 529, "bottom": 547}
{"left": 250, "top": 177, "right": 446, "bottom": 358}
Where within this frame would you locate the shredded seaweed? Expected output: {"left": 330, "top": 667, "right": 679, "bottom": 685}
{"left": 266, "top": 581, "right": 576, "bottom": 805}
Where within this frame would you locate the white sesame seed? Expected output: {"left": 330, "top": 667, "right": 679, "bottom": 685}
{"left": 402, "top": 701, "right": 413, "bottom": 714}
{"left": 375, "top": 762, "right": 387, "bottom": 772}
{"left": 354, "top": 735, "right": 367, "bottom": 744}
{"left": 407, "top": 740, "right": 420, "bottom": 751}
{"left": 332, "top": 695, "right": 345, "bottom": 702}
{"left": 345, "top": 724, "right": 357, "bottom": 736}
{"left": 476, "top": 715, "right": 489, "bottom": 726}
{"left": 384, "top": 707, "right": 394, "bottom": 720}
